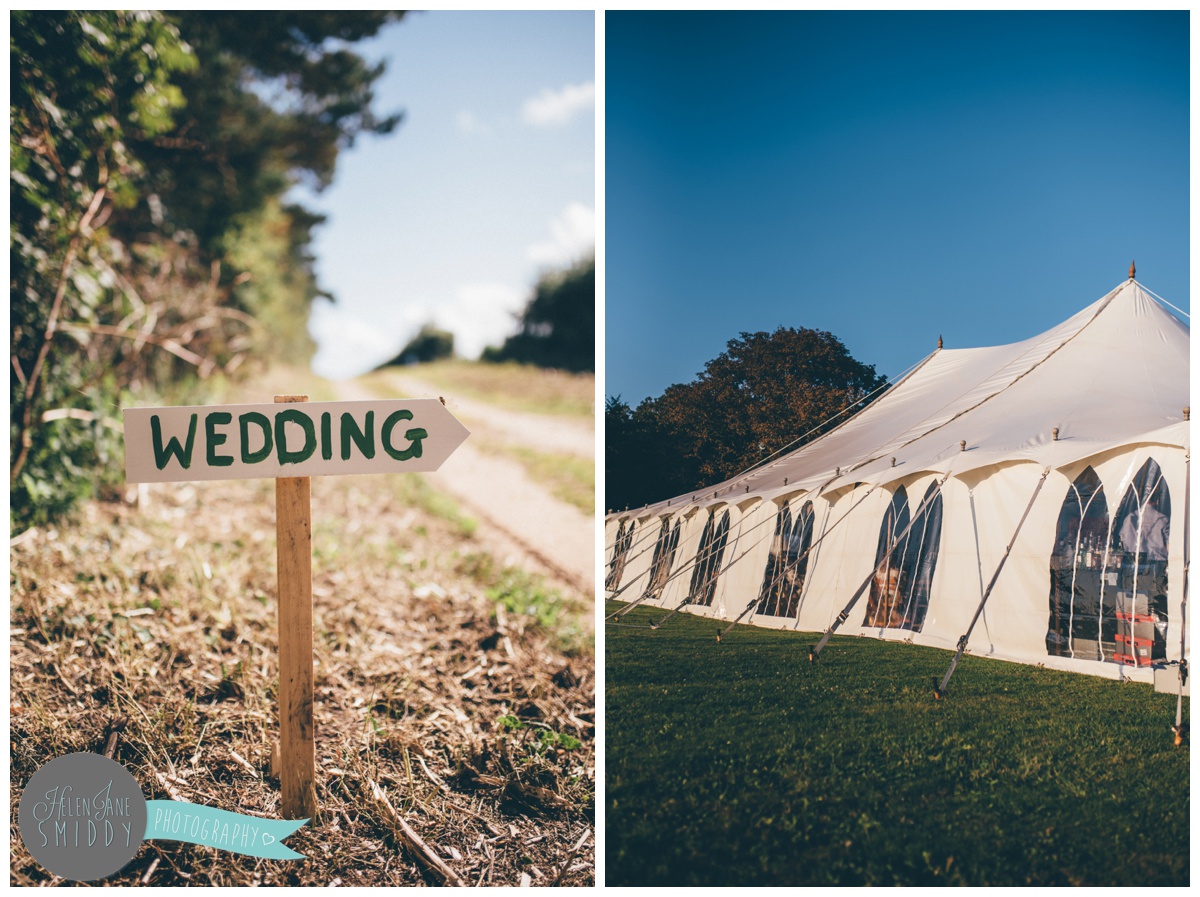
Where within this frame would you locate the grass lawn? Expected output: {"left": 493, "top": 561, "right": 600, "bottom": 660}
{"left": 605, "top": 602, "right": 1188, "bottom": 886}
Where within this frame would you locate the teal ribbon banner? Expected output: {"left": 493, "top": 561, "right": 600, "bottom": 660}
{"left": 144, "top": 800, "right": 307, "bottom": 860}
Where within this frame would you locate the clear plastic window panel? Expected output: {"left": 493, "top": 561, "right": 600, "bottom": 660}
{"left": 1109, "top": 458, "right": 1170, "bottom": 666}
{"left": 606, "top": 520, "right": 636, "bottom": 591}
{"left": 1046, "top": 461, "right": 1171, "bottom": 663}
{"left": 756, "top": 500, "right": 815, "bottom": 619}
{"left": 1046, "top": 467, "right": 1108, "bottom": 657}
{"left": 644, "top": 518, "right": 682, "bottom": 601}
{"left": 863, "top": 487, "right": 910, "bottom": 628}
{"left": 863, "top": 483, "right": 943, "bottom": 632}
{"left": 689, "top": 510, "right": 731, "bottom": 607}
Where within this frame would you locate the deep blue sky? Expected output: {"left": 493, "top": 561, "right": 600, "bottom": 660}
{"left": 605, "top": 11, "right": 1189, "bottom": 405}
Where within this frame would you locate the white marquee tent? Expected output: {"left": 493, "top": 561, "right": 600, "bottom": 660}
{"left": 606, "top": 275, "right": 1189, "bottom": 688}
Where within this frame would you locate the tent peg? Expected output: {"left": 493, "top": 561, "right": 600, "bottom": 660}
{"left": 1051, "top": 427, "right": 1059, "bottom": 441}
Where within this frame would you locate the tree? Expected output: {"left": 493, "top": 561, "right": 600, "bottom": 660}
{"left": 127, "top": 11, "right": 404, "bottom": 361}
{"left": 378, "top": 324, "right": 455, "bottom": 367}
{"left": 11, "top": 11, "right": 200, "bottom": 525}
{"left": 484, "top": 257, "right": 594, "bottom": 372}
{"left": 10, "top": 11, "right": 402, "bottom": 529}
{"left": 607, "top": 327, "right": 888, "bottom": 509}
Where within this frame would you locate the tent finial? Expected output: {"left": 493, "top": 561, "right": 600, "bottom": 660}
{"left": 937, "top": 334, "right": 943, "bottom": 350}
{"left": 1129, "top": 260, "right": 1136, "bottom": 280}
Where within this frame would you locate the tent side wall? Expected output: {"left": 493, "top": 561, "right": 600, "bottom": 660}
{"left": 661, "top": 445, "right": 1187, "bottom": 684}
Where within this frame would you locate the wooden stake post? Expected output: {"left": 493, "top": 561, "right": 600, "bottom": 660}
{"left": 122, "top": 395, "right": 469, "bottom": 822}
{"left": 275, "top": 395, "right": 316, "bottom": 820}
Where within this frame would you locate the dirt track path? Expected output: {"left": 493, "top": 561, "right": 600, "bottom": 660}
{"left": 373, "top": 370, "right": 594, "bottom": 458}
{"left": 334, "top": 375, "right": 595, "bottom": 595}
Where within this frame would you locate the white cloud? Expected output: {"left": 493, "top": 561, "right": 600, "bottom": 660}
{"left": 456, "top": 110, "right": 491, "bottom": 136}
{"left": 527, "top": 202, "right": 595, "bottom": 268}
{"left": 310, "top": 303, "right": 406, "bottom": 380}
{"left": 435, "top": 282, "right": 526, "bottom": 358}
{"left": 521, "top": 81, "right": 594, "bottom": 127}
{"left": 312, "top": 279, "right": 531, "bottom": 376}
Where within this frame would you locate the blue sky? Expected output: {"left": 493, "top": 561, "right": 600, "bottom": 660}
{"left": 605, "top": 11, "right": 1189, "bottom": 405}
{"left": 300, "top": 11, "right": 595, "bottom": 379}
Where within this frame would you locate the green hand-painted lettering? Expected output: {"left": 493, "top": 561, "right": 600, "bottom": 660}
{"left": 205, "top": 412, "right": 234, "bottom": 467}
{"left": 340, "top": 411, "right": 376, "bottom": 460}
{"left": 239, "top": 412, "right": 273, "bottom": 464}
{"left": 320, "top": 412, "right": 333, "bottom": 461}
{"left": 275, "top": 409, "right": 316, "bottom": 465}
{"left": 382, "top": 410, "right": 427, "bottom": 461}
{"left": 151, "top": 414, "right": 198, "bottom": 471}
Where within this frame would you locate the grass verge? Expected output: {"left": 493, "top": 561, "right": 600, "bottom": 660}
{"left": 363, "top": 361, "right": 594, "bottom": 419}
{"left": 457, "top": 553, "right": 589, "bottom": 658}
{"left": 605, "top": 602, "right": 1188, "bottom": 887}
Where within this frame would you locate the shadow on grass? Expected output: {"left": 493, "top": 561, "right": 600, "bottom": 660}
{"left": 606, "top": 602, "right": 1188, "bottom": 886}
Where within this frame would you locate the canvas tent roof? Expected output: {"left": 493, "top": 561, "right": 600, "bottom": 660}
{"left": 619, "top": 278, "right": 1188, "bottom": 520}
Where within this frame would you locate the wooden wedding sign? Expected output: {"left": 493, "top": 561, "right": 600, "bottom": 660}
{"left": 124, "top": 397, "right": 469, "bottom": 819}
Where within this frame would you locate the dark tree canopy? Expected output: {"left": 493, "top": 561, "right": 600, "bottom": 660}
{"left": 606, "top": 327, "right": 888, "bottom": 511}
{"left": 484, "top": 257, "right": 594, "bottom": 372}
{"left": 379, "top": 324, "right": 455, "bottom": 367}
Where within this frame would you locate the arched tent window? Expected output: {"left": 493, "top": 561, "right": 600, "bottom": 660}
{"left": 606, "top": 520, "right": 636, "bottom": 591}
{"left": 1108, "top": 458, "right": 1170, "bottom": 666}
{"left": 863, "top": 488, "right": 909, "bottom": 628}
{"left": 1046, "top": 467, "right": 1109, "bottom": 659}
{"left": 756, "top": 500, "right": 815, "bottom": 619}
{"left": 862, "top": 483, "right": 943, "bottom": 632}
{"left": 689, "top": 510, "right": 731, "bottom": 607}
{"left": 644, "top": 517, "right": 683, "bottom": 601}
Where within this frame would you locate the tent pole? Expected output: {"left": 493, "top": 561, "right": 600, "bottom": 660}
{"left": 933, "top": 468, "right": 1049, "bottom": 698}
{"left": 810, "top": 474, "right": 949, "bottom": 663}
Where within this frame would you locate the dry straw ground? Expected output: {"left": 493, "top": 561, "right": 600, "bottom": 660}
{"left": 10, "top": 373, "right": 595, "bottom": 887}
